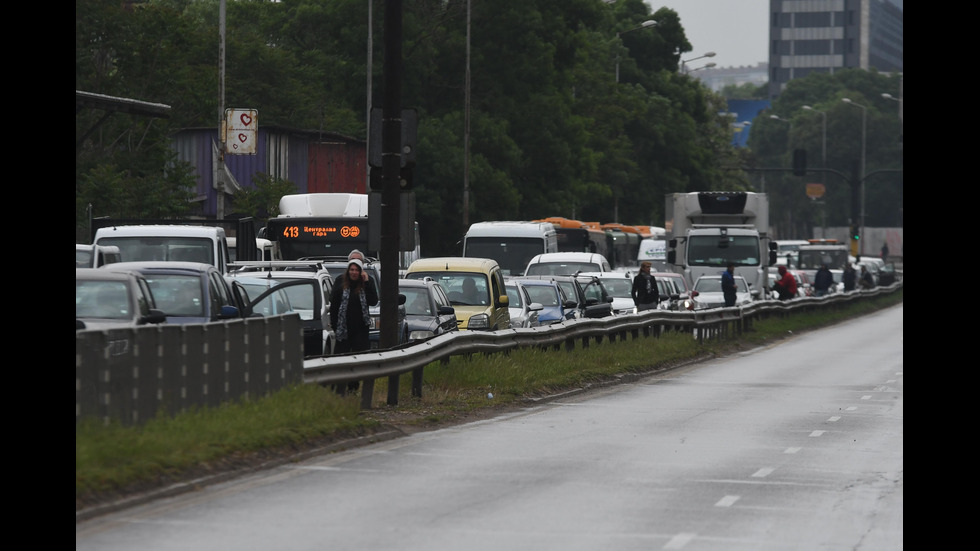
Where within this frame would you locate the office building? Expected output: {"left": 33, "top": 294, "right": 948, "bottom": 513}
{"left": 768, "top": 0, "right": 903, "bottom": 98}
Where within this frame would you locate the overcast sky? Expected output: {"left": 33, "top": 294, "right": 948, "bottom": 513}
{"left": 650, "top": 1, "right": 769, "bottom": 68}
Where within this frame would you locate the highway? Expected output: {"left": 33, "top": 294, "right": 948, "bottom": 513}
{"left": 77, "top": 304, "right": 903, "bottom": 551}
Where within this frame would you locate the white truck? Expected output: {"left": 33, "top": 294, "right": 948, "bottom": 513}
{"left": 664, "top": 191, "right": 777, "bottom": 298}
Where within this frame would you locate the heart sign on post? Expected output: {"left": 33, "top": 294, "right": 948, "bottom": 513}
{"left": 225, "top": 109, "right": 258, "bottom": 155}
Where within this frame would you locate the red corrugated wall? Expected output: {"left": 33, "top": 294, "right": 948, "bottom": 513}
{"left": 308, "top": 141, "right": 367, "bottom": 194}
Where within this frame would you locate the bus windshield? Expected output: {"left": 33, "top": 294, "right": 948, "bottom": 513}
{"left": 464, "top": 237, "right": 543, "bottom": 276}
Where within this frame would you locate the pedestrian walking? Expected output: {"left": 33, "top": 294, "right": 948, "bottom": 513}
{"left": 813, "top": 263, "right": 833, "bottom": 296}
{"left": 631, "top": 261, "right": 660, "bottom": 311}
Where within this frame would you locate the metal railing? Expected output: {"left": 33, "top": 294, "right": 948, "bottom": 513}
{"left": 304, "top": 283, "right": 901, "bottom": 409}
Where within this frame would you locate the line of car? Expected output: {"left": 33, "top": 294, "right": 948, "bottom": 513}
{"left": 80, "top": 245, "right": 845, "bottom": 355}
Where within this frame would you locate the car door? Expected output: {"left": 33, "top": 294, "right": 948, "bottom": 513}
{"left": 240, "top": 279, "right": 324, "bottom": 357}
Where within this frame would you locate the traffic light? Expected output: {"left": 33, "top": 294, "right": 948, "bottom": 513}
{"left": 850, "top": 225, "right": 860, "bottom": 241}
{"left": 792, "top": 149, "right": 807, "bottom": 176}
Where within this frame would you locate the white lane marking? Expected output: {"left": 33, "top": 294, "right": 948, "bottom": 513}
{"left": 784, "top": 447, "right": 801, "bottom": 454}
{"left": 715, "top": 495, "right": 740, "bottom": 507}
{"left": 664, "top": 532, "right": 697, "bottom": 549}
{"left": 846, "top": 406, "right": 857, "bottom": 411}
{"left": 752, "top": 467, "right": 774, "bottom": 478}
{"left": 827, "top": 416, "right": 841, "bottom": 422}
{"left": 861, "top": 395, "right": 872, "bottom": 400}
{"left": 810, "top": 430, "right": 825, "bottom": 437}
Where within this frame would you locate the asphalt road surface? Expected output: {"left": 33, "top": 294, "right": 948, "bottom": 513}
{"left": 77, "top": 304, "right": 903, "bottom": 551}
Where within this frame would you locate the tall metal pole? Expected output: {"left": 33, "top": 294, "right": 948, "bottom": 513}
{"left": 842, "top": 98, "right": 867, "bottom": 257}
{"left": 463, "top": 0, "right": 471, "bottom": 228}
{"left": 217, "top": 0, "right": 226, "bottom": 220}
{"left": 365, "top": 0, "right": 373, "bottom": 185}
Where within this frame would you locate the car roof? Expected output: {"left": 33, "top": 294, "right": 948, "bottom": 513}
{"left": 94, "top": 225, "right": 225, "bottom": 237}
{"left": 528, "top": 252, "right": 606, "bottom": 262}
{"left": 407, "top": 256, "right": 500, "bottom": 271}
{"left": 575, "top": 271, "right": 632, "bottom": 279}
{"left": 103, "top": 261, "right": 217, "bottom": 273}
{"left": 76, "top": 267, "right": 142, "bottom": 282}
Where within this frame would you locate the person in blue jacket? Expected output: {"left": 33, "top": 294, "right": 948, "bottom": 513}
{"left": 721, "top": 263, "right": 737, "bottom": 307}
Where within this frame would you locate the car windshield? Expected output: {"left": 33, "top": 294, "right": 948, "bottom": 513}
{"left": 524, "top": 285, "right": 560, "bottom": 307}
{"left": 145, "top": 274, "right": 204, "bottom": 317}
{"left": 600, "top": 278, "right": 633, "bottom": 298}
{"left": 98, "top": 236, "right": 214, "bottom": 264}
{"left": 402, "top": 288, "right": 432, "bottom": 316}
{"left": 76, "top": 280, "right": 131, "bottom": 319}
{"left": 408, "top": 272, "right": 489, "bottom": 307}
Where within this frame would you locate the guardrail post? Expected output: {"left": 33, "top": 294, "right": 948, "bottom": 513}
{"left": 411, "top": 367, "right": 423, "bottom": 398}
{"left": 387, "top": 374, "right": 400, "bottom": 406}
{"left": 361, "top": 378, "right": 375, "bottom": 409}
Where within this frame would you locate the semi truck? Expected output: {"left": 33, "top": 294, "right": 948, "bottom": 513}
{"left": 664, "top": 191, "right": 777, "bottom": 297}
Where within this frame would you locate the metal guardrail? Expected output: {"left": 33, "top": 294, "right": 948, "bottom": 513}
{"left": 303, "top": 282, "right": 902, "bottom": 409}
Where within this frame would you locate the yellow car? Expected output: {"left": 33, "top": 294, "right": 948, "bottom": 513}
{"left": 404, "top": 257, "right": 511, "bottom": 331}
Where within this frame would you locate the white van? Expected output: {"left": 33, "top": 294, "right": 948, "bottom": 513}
{"left": 524, "top": 252, "right": 612, "bottom": 276}
{"left": 94, "top": 225, "right": 231, "bottom": 275}
{"left": 463, "top": 221, "right": 558, "bottom": 277}
{"left": 75, "top": 244, "right": 122, "bottom": 268}
{"left": 637, "top": 238, "right": 668, "bottom": 272}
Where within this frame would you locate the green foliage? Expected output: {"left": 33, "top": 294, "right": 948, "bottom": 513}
{"left": 230, "top": 173, "right": 298, "bottom": 221}
{"left": 748, "top": 69, "right": 903, "bottom": 237}
{"left": 77, "top": 0, "right": 899, "bottom": 255}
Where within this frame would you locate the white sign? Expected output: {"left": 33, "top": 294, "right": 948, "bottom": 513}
{"left": 225, "top": 109, "right": 257, "bottom": 155}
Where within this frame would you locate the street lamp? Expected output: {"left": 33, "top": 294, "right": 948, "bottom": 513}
{"left": 688, "top": 62, "right": 716, "bottom": 74}
{"left": 681, "top": 51, "right": 716, "bottom": 74}
{"left": 615, "top": 20, "right": 657, "bottom": 83}
{"left": 842, "top": 97, "right": 867, "bottom": 255}
{"left": 802, "top": 105, "right": 827, "bottom": 233}
{"left": 801, "top": 105, "right": 826, "bottom": 180}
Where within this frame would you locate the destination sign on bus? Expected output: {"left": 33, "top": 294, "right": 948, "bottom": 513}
{"left": 274, "top": 220, "right": 369, "bottom": 241}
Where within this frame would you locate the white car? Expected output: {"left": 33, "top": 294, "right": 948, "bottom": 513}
{"left": 523, "top": 252, "right": 612, "bottom": 277}
{"left": 575, "top": 271, "right": 637, "bottom": 315}
{"left": 692, "top": 274, "right": 753, "bottom": 309}
{"left": 504, "top": 280, "right": 542, "bottom": 328}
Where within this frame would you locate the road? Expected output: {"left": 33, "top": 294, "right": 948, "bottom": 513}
{"left": 77, "top": 304, "right": 903, "bottom": 551}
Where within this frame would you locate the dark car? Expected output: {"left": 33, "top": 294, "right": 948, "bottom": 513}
{"left": 103, "top": 261, "right": 243, "bottom": 324}
{"left": 399, "top": 277, "right": 458, "bottom": 342}
{"left": 519, "top": 274, "right": 613, "bottom": 319}
{"left": 76, "top": 268, "right": 167, "bottom": 330}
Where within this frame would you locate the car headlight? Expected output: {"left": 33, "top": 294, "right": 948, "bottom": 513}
{"left": 467, "top": 313, "right": 490, "bottom": 330}
{"left": 409, "top": 330, "right": 435, "bottom": 341}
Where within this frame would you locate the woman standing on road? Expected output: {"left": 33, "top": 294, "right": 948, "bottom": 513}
{"left": 329, "top": 258, "right": 378, "bottom": 392}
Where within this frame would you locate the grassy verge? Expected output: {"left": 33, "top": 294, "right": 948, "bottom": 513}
{"left": 77, "top": 289, "right": 902, "bottom": 507}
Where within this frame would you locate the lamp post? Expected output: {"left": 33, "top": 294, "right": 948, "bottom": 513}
{"left": 681, "top": 51, "right": 715, "bottom": 74}
{"left": 615, "top": 19, "right": 657, "bottom": 83}
{"left": 842, "top": 97, "right": 867, "bottom": 256}
{"left": 882, "top": 92, "right": 903, "bottom": 151}
{"left": 801, "top": 105, "right": 826, "bottom": 180}
{"left": 688, "top": 62, "right": 716, "bottom": 74}
{"left": 802, "top": 105, "right": 827, "bottom": 234}
{"left": 463, "top": 0, "right": 471, "bottom": 227}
